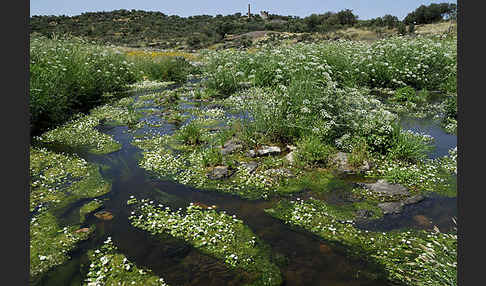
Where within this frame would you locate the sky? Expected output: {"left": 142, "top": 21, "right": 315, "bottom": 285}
{"left": 30, "top": 0, "right": 457, "bottom": 20}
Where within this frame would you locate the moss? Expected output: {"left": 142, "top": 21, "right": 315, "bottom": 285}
{"left": 79, "top": 200, "right": 103, "bottom": 223}
{"left": 84, "top": 237, "right": 169, "bottom": 286}
{"left": 128, "top": 198, "right": 282, "bottom": 286}
{"left": 265, "top": 198, "right": 456, "bottom": 286}
{"left": 30, "top": 211, "right": 94, "bottom": 282}
{"left": 30, "top": 147, "right": 112, "bottom": 213}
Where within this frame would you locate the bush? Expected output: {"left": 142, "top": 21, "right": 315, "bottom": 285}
{"left": 29, "top": 35, "right": 137, "bottom": 135}
{"left": 444, "top": 95, "right": 457, "bottom": 120}
{"left": 391, "top": 86, "right": 420, "bottom": 103}
{"left": 201, "top": 147, "right": 223, "bottom": 167}
{"left": 295, "top": 136, "right": 336, "bottom": 168}
{"left": 130, "top": 56, "right": 191, "bottom": 83}
{"left": 348, "top": 139, "right": 371, "bottom": 168}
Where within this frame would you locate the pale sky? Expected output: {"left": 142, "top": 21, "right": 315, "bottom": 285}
{"left": 30, "top": 0, "right": 457, "bottom": 20}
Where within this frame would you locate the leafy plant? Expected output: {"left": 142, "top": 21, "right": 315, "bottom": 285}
{"left": 295, "top": 136, "right": 336, "bottom": 168}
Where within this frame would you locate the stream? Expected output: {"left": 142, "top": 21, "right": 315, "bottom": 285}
{"left": 34, "top": 82, "right": 457, "bottom": 286}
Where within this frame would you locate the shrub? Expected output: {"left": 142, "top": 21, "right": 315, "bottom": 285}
{"left": 29, "top": 35, "right": 137, "bottom": 134}
{"left": 130, "top": 56, "right": 191, "bottom": 83}
{"left": 294, "top": 136, "right": 336, "bottom": 168}
{"left": 348, "top": 139, "right": 371, "bottom": 168}
{"left": 391, "top": 86, "right": 421, "bottom": 103}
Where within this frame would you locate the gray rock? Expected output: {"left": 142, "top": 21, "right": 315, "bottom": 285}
{"left": 361, "top": 179, "right": 408, "bottom": 196}
{"left": 286, "top": 145, "right": 297, "bottom": 151}
{"left": 378, "top": 195, "right": 425, "bottom": 215}
{"left": 378, "top": 202, "right": 404, "bottom": 214}
{"left": 241, "top": 161, "right": 259, "bottom": 174}
{"left": 246, "top": 150, "right": 256, "bottom": 158}
{"left": 207, "top": 166, "right": 232, "bottom": 180}
{"left": 285, "top": 151, "right": 295, "bottom": 164}
{"left": 257, "top": 146, "right": 281, "bottom": 156}
{"left": 403, "top": 195, "right": 425, "bottom": 205}
{"left": 332, "top": 152, "right": 353, "bottom": 173}
{"left": 331, "top": 152, "right": 371, "bottom": 174}
{"left": 220, "top": 139, "right": 242, "bottom": 155}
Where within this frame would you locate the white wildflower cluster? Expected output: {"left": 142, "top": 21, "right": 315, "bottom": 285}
{"left": 84, "top": 237, "right": 169, "bottom": 286}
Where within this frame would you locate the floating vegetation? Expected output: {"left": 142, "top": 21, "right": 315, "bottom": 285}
{"left": 128, "top": 198, "right": 282, "bottom": 285}
{"left": 266, "top": 198, "right": 457, "bottom": 286}
{"left": 30, "top": 147, "right": 111, "bottom": 212}
{"left": 84, "top": 237, "right": 169, "bottom": 286}
{"left": 35, "top": 114, "right": 121, "bottom": 154}
{"left": 30, "top": 211, "right": 94, "bottom": 281}
{"left": 79, "top": 199, "right": 103, "bottom": 223}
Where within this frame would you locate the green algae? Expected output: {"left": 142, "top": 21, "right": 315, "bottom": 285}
{"left": 30, "top": 211, "right": 94, "bottom": 282}
{"left": 127, "top": 198, "right": 282, "bottom": 286}
{"left": 79, "top": 200, "right": 103, "bottom": 223}
{"left": 265, "top": 198, "right": 456, "bottom": 286}
{"left": 30, "top": 147, "right": 112, "bottom": 213}
{"left": 84, "top": 237, "right": 169, "bottom": 286}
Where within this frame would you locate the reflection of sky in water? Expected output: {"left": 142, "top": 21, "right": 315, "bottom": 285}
{"left": 400, "top": 116, "right": 457, "bottom": 159}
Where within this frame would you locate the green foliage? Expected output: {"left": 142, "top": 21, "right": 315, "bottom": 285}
{"left": 387, "top": 127, "right": 434, "bottom": 163}
{"left": 201, "top": 146, "right": 223, "bottom": 167}
{"left": 397, "top": 22, "right": 407, "bottom": 35}
{"left": 176, "top": 121, "right": 204, "bottom": 145}
{"left": 391, "top": 86, "right": 421, "bottom": 103}
{"left": 29, "top": 35, "right": 137, "bottom": 134}
{"left": 444, "top": 95, "right": 457, "bottom": 120}
{"left": 295, "top": 136, "right": 336, "bottom": 168}
{"left": 131, "top": 56, "right": 191, "bottom": 83}
{"left": 348, "top": 139, "right": 371, "bottom": 168}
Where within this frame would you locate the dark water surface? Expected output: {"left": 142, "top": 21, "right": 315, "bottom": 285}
{"left": 36, "top": 84, "right": 456, "bottom": 286}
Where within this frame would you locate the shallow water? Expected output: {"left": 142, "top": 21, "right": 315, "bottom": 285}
{"left": 399, "top": 116, "right": 456, "bottom": 159}
{"left": 35, "top": 84, "right": 456, "bottom": 286}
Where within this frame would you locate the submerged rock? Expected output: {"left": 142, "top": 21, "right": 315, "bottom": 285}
{"left": 74, "top": 228, "right": 90, "bottom": 233}
{"left": 257, "top": 146, "right": 281, "bottom": 156}
{"left": 207, "top": 166, "right": 232, "bottom": 180}
{"left": 360, "top": 179, "right": 409, "bottom": 196}
{"left": 94, "top": 210, "right": 114, "bottom": 221}
{"left": 241, "top": 161, "right": 259, "bottom": 174}
{"left": 378, "top": 195, "right": 426, "bottom": 214}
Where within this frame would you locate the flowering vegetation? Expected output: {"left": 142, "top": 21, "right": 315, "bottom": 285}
{"left": 266, "top": 198, "right": 457, "bottom": 286}
{"left": 127, "top": 198, "right": 282, "bottom": 285}
{"left": 84, "top": 237, "right": 169, "bottom": 286}
{"left": 30, "top": 35, "right": 138, "bottom": 134}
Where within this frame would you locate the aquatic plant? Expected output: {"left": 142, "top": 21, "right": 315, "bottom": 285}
{"left": 128, "top": 198, "right": 282, "bottom": 285}
{"left": 266, "top": 198, "right": 457, "bottom": 286}
{"left": 84, "top": 236, "right": 169, "bottom": 286}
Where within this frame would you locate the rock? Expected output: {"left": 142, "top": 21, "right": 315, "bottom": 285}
{"left": 285, "top": 151, "right": 295, "bottom": 164}
{"left": 246, "top": 150, "right": 256, "bottom": 158}
{"left": 413, "top": 215, "right": 432, "bottom": 227}
{"left": 359, "top": 160, "right": 371, "bottom": 172}
{"left": 403, "top": 195, "right": 425, "bottom": 205}
{"left": 331, "top": 152, "right": 353, "bottom": 173}
{"left": 207, "top": 166, "right": 232, "bottom": 180}
{"left": 286, "top": 145, "right": 297, "bottom": 151}
{"left": 360, "top": 179, "right": 408, "bottom": 196}
{"left": 220, "top": 139, "right": 242, "bottom": 155}
{"left": 378, "top": 195, "right": 425, "bottom": 215}
{"left": 378, "top": 202, "right": 404, "bottom": 215}
{"left": 94, "top": 210, "right": 114, "bottom": 221}
{"left": 256, "top": 146, "right": 281, "bottom": 156}
{"left": 74, "top": 228, "right": 90, "bottom": 233}
{"left": 241, "top": 161, "right": 258, "bottom": 174}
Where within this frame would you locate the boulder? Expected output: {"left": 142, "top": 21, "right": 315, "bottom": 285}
{"left": 207, "top": 166, "right": 232, "bottom": 180}
{"left": 241, "top": 161, "right": 258, "bottom": 174}
{"left": 360, "top": 179, "right": 408, "bottom": 196}
{"left": 331, "top": 152, "right": 371, "bottom": 174}
{"left": 378, "top": 202, "right": 404, "bottom": 215}
{"left": 285, "top": 151, "right": 295, "bottom": 164}
{"left": 220, "top": 139, "right": 242, "bottom": 155}
{"left": 257, "top": 146, "right": 281, "bottom": 156}
{"left": 246, "top": 150, "right": 257, "bottom": 158}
